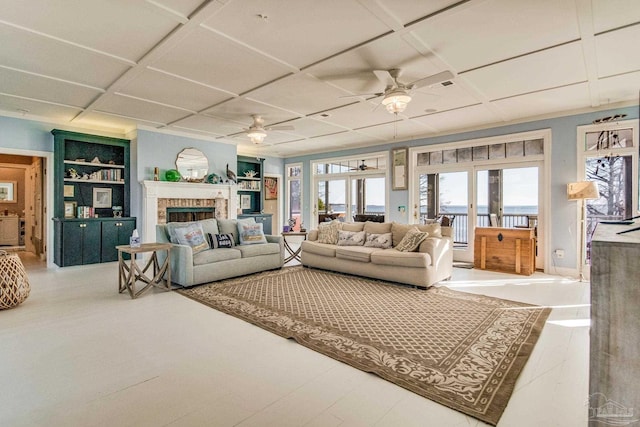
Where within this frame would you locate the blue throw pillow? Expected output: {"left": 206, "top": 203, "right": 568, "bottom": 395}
{"left": 171, "top": 223, "right": 209, "bottom": 254}
{"left": 237, "top": 222, "right": 267, "bottom": 245}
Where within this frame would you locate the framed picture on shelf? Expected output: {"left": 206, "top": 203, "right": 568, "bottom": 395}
{"left": 63, "top": 185, "right": 74, "bottom": 197}
{"left": 64, "top": 201, "right": 77, "bottom": 218}
{"left": 264, "top": 177, "right": 278, "bottom": 200}
{"left": 241, "top": 194, "right": 252, "bottom": 210}
{"left": 93, "top": 187, "right": 112, "bottom": 208}
{"left": 391, "top": 147, "right": 408, "bottom": 190}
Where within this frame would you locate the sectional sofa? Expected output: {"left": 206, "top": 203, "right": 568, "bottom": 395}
{"left": 301, "top": 221, "right": 453, "bottom": 288}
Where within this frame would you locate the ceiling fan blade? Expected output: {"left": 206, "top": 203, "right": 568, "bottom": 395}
{"left": 267, "top": 125, "right": 295, "bottom": 131}
{"left": 339, "top": 92, "right": 383, "bottom": 99}
{"left": 409, "top": 70, "right": 454, "bottom": 89}
{"left": 373, "top": 70, "right": 395, "bottom": 87}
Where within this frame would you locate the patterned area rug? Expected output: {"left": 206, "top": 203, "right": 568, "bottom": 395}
{"left": 178, "top": 267, "right": 550, "bottom": 425}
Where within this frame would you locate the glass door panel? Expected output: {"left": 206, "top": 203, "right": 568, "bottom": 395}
{"left": 316, "top": 179, "right": 346, "bottom": 223}
{"left": 585, "top": 155, "right": 633, "bottom": 263}
{"left": 287, "top": 179, "right": 301, "bottom": 231}
{"left": 439, "top": 171, "right": 469, "bottom": 250}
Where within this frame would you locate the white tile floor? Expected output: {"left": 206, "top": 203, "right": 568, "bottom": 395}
{"left": 0, "top": 252, "right": 589, "bottom": 427}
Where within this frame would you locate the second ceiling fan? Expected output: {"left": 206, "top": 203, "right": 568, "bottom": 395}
{"left": 245, "top": 114, "right": 295, "bottom": 144}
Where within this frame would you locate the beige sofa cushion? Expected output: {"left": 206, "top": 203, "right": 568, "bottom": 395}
{"left": 301, "top": 240, "right": 337, "bottom": 257}
{"left": 336, "top": 246, "right": 377, "bottom": 262}
{"left": 193, "top": 248, "right": 241, "bottom": 266}
{"left": 341, "top": 222, "right": 365, "bottom": 232}
{"left": 371, "top": 249, "right": 431, "bottom": 268}
{"left": 363, "top": 222, "right": 392, "bottom": 234}
{"left": 391, "top": 222, "right": 442, "bottom": 246}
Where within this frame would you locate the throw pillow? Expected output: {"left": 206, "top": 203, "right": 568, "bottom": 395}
{"left": 364, "top": 232, "right": 393, "bottom": 249}
{"left": 392, "top": 222, "right": 442, "bottom": 246}
{"left": 237, "top": 222, "right": 267, "bottom": 245}
{"left": 206, "top": 233, "right": 235, "bottom": 249}
{"left": 172, "top": 222, "right": 209, "bottom": 254}
{"left": 337, "top": 230, "right": 366, "bottom": 246}
{"left": 395, "top": 227, "right": 429, "bottom": 252}
{"left": 317, "top": 220, "right": 341, "bottom": 244}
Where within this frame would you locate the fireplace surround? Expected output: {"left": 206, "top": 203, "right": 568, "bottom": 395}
{"left": 142, "top": 181, "right": 237, "bottom": 243}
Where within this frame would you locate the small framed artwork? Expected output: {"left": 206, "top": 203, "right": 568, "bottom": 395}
{"left": 64, "top": 185, "right": 74, "bottom": 197}
{"left": 241, "top": 194, "right": 252, "bottom": 210}
{"left": 391, "top": 147, "right": 408, "bottom": 191}
{"left": 64, "top": 201, "right": 77, "bottom": 218}
{"left": 93, "top": 187, "right": 112, "bottom": 208}
{"left": 264, "top": 177, "right": 278, "bottom": 200}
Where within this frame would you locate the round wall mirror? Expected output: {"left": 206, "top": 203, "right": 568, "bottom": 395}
{"left": 176, "top": 148, "right": 209, "bottom": 181}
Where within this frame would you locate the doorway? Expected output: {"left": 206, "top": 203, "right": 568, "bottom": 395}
{"left": 0, "top": 152, "right": 49, "bottom": 264}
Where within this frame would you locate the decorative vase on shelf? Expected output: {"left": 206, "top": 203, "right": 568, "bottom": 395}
{"left": 165, "top": 169, "right": 181, "bottom": 182}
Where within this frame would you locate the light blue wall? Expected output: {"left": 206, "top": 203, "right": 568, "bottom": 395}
{"left": 132, "top": 130, "right": 238, "bottom": 237}
{"left": 285, "top": 105, "right": 640, "bottom": 271}
{"left": 0, "top": 116, "right": 55, "bottom": 152}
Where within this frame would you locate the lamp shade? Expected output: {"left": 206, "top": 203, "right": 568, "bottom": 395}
{"left": 247, "top": 130, "right": 267, "bottom": 144}
{"left": 381, "top": 90, "right": 411, "bottom": 114}
{"left": 567, "top": 181, "right": 599, "bottom": 200}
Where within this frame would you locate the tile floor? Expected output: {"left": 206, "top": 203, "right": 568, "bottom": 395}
{"left": 0, "top": 251, "right": 589, "bottom": 427}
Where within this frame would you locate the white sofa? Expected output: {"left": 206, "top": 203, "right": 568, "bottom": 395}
{"left": 301, "top": 221, "right": 453, "bottom": 289}
{"left": 156, "top": 218, "right": 283, "bottom": 287}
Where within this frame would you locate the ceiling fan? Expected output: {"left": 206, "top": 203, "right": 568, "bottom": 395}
{"left": 342, "top": 69, "right": 454, "bottom": 114}
{"left": 245, "top": 114, "right": 295, "bottom": 144}
{"left": 350, "top": 160, "right": 379, "bottom": 171}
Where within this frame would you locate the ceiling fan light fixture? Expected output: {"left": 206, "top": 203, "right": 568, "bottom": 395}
{"left": 247, "top": 129, "right": 267, "bottom": 144}
{"left": 381, "top": 91, "right": 411, "bottom": 114}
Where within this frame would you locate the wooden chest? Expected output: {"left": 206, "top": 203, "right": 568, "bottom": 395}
{"left": 474, "top": 227, "right": 536, "bottom": 275}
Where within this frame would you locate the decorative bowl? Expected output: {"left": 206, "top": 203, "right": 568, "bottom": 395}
{"left": 244, "top": 170, "right": 258, "bottom": 178}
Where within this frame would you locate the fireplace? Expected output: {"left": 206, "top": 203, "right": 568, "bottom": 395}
{"left": 142, "top": 181, "right": 237, "bottom": 243}
{"left": 166, "top": 207, "right": 215, "bottom": 222}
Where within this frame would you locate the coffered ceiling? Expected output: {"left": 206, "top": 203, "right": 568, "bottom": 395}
{"left": 0, "top": 0, "right": 638, "bottom": 157}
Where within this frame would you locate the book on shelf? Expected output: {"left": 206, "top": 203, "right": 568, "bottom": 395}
{"left": 76, "top": 206, "right": 95, "bottom": 219}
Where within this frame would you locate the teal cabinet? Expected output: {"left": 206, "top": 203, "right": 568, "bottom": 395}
{"left": 55, "top": 219, "right": 101, "bottom": 266}
{"left": 101, "top": 218, "right": 136, "bottom": 262}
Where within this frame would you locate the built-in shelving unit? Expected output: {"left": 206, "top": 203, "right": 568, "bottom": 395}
{"left": 236, "top": 156, "right": 272, "bottom": 234}
{"left": 52, "top": 129, "right": 135, "bottom": 267}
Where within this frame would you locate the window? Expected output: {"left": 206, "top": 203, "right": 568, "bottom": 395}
{"left": 312, "top": 153, "right": 387, "bottom": 226}
{"left": 578, "top": 121, "right": 639, "bottom": 271}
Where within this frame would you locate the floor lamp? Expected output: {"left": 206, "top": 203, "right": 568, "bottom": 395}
{"left": 567, "top": 181, "right": 599, "bottom": 281}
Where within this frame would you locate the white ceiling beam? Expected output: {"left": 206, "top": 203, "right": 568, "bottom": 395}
{"left": 575, "top": 0, "right": 601, "bottom": 107}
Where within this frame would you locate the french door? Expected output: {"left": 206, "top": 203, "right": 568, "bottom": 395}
{"left": 415, "top": 162, "right": 543, "bottom": 266}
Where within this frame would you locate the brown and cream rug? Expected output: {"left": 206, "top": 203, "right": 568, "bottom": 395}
{"left": 178, "top": 267, "right": 550, "bottom": 425}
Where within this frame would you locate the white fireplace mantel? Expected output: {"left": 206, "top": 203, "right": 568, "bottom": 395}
{"left": 142, "top": 180, "right": 237, "bottom": 242}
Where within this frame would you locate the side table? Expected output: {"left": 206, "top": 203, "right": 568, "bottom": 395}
{"left": 116, "top": 243, "right": 172, "bottom": 299}
{"left": 282, "top": 231, "right": 307, "bottom": 264}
